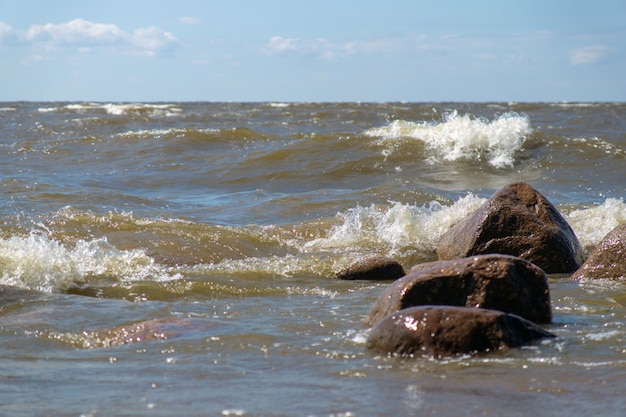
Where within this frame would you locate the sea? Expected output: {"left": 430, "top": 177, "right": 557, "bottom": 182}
{"left": 1, "top": 101, "right": 625, "bottom": 416}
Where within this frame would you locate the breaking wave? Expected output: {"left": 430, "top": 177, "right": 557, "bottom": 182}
{"left": 565, "top": 198, "right": 626, "bottom": 250}
{"left": 38, "top": 102, "right": 182, "bottom": 117}
{"left": 0, "top": 233, "right": 181, "bottom": 293}
{"left": 365, "top": 110, "right": 532, "bottom": 168}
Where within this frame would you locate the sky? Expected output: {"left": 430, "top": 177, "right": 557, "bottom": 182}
{"left": 0, "top": 0, "right": 624, "bottom": 102}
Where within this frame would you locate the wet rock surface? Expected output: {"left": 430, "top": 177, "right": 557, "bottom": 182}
{"left": 336, "top": 256, "right": 405, "bottom": 281}
{"left": 436, "top": 182, "right": 585, "bottom": 274}
{"left": 366, "top": 305, "right": 555, "bottom": 358}
{"left": 573, "top": 224, "right": 626, "bottom": 280}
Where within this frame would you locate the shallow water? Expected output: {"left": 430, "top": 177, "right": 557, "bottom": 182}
{"left": 1, "top": 102, "right": 625, "bottom": 416}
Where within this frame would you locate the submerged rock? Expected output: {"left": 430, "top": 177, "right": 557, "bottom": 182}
{"left": 364, "top": 254, "right": 551, "bottom": 327}
{"left": 573, "top": 224, "right": 626, "bottom": 280}
{"left": 0, "top": 285, "right": 43, "bottom": 301}
{"left": 86, "top": 317, "right": 221, "bottom": 347}
{"left": 336, "top": 256, "right": 405, "bottom": 281}
{"left": 436, "top": 182, "right": 585, "bottom": 274}
{"left": 366, "top": 305, "right": 555, "bottom": 358}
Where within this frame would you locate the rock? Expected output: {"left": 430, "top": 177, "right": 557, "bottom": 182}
{"left": 364, "top": 254, "right": 551, "bottom": 327}
{"left": 0, "top": 285, "right": 43, "bottom": 302}
{"left": 87, "top": 317, "right": 222, "bottom": 347}
{"left": 337, "top": 256, "right": 405, "bottom": 280}
{"left": 366, "top": 306, "right": 555, "bottom": 358}
{"left": 436, "top": 182, "right": 585, "bottom": 274}
{"left": 573, "top": 224, "right": 626, "bottom": 280}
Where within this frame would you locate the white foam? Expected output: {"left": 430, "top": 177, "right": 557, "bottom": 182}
{"left": 193, "top": 253, "right": 334, "bottom": 280}
{"left": 37, "top": 103, "right": 182, "bottom": 117}
{"left": 565, "top": 198, "right": 626, "bottom": 249}
{"left": 550, "top": 102, "right": 604, "bottom": 108}
{"left": 365, "top": 110, "right": 532, "bottom": 168}
{"left": 304, "top": 194, "right": 486, "bottom": 257}
{"left": 0, "top": 233, "right": 181, "bottom": 293}
{"left": 267, "top": 102, "right": 291, "bottom": 108}
{"left": 584, "top": 330, "right": 621, "bottom": 342}
{"left": 571, "top": 137, "right": 625, "bottom": 157}
{"left": 100, "top": 103, "right": 181, "bottom": 117}
{"left": 116, "top": 127, "right": 219, "bottom": 139}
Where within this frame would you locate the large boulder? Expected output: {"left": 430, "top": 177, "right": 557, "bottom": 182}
{"left": 366, "top": 306, "right": 555, "bottom": 358}
{"left": 336, "top": 256, "right": 405, "bottom": 281}
{"left": 364, "top": 254, "right": 551, "bottom": 327}
{"left": 436, "top": 182, "right": 585, "bottom": 274}
{"left": 573, "top": 224, "right": 626, "bottom": 280}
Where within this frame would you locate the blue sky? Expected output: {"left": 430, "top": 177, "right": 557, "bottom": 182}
{"left": 0, "top": 0, "right": 624, "bottom": 102}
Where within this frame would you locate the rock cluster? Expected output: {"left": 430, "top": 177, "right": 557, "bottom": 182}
{"left": 363, "top": 254, "right": 551, "bottom": 327}
{"left": 361, "top": 182, "right": 599, "bottom": 358}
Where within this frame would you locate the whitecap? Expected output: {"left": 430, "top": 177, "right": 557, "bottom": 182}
{"left": 365, "top": 110, "right": 532, "bottom": 168}
{"left": 100, "top": 103, "right": 182, "bottom": 117}
{"left": 304, "top": 194, "right": 486, "bottom": 257}
{"left": 38, "top": 102, "right": 182, "bottom": 117}
{"left": 584, "top": 330, "right": 622, "bottom": 342}
{"left": 116, "top": 127, "right": 219, "bottom": 139}
{"left": 267, "top": 102, "right": 291, "bottom": 108}
{"left": 565, "top": 198, "right": 626, "bottom": 249}
{"left": 0, "top": 232, "right": 181, "bottom": 293}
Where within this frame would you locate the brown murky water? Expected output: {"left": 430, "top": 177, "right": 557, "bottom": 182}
{"left": 1, "top": 102, "right": 625, "bottom": 416}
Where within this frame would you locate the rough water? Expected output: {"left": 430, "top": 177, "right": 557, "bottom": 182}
{"left": 1, "top": 102, "right": 625, "bottom": 416}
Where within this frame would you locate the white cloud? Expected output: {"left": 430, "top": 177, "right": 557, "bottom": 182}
{"left": 26, "top": 18, "right": 124, "bottom": 45}
{"left": 3, "top": 18, "right": 178, "bottom": 57}
{"left": 265, "top": 36, "right": 299, "bottom": 54}
{"left": 0, "top": 22, "right": 13, "bottom": 37}
{"left": 128, "top": 26, "right": 178, "bottom": 57}
{"left": 264, "top": 32, "right": 531, "bottom": 61}
{"left": 178, "top": 16, "right": 202, "bottom": 25}
{"left": 0, "top": 22, "right": 18, "bottom": 43}
{"left": 569, "top": 45, "right": 612, "bottom": 65}
{"left": 263, "top": 35, "right": 391, "bottom": 59}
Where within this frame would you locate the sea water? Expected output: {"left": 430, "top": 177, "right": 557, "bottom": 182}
{"left": 1, "top": 102, "right": 626, "bottom": 416}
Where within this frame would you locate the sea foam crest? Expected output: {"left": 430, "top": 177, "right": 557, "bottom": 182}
{"left": 365, "top": 111, "right": 532, "bottom": 168}
{"left": 304, "top": 194, "right": 486, "bottom": 257}
{"left": 38, "top": 103, "right": 182, "bottom": 117}
{"left": 565, "top": 198, "right": 626, "bottom": 250}
{"left": 0, "top": 233, "right": 180, "bottom": 293}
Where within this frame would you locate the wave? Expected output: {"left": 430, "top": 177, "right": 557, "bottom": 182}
{"left": 0, "top": 196, "right": 487, "bottom": 293}
{"left": 365, "top": 110, "right": 532, "bottom": 168}
{"left": 0, "top": 232, "right": 181, "bottom": 293}
{"left": 266, "top": 102, "right": 292, "bottom": 108}
{"left": 115, "top": 127, "right": 265, "bottom": 143}
{"left": 3, "top": 195, "right": 625, "bottom": 296}
{"left": 565, "top": 198, "right": 626, "bottom": 250}
{"left": 569, "top": 137, "right": 626, "bottom": 158}
{"left": 303, "top": 194, "right": 486, "bottom": 258}
{"left": 38, "top": 102, "right": 182, "bottom": 117}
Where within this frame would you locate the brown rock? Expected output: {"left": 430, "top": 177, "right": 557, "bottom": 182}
{"left": 573, "top": 224, "right": 626, "bottom": 280}
{"left": 436, "top": 182, "right": 585, "bottom": 274}
{"left": 337, "top": 256, "right": 405, "bottom": 280}
{"left": 86, "top": 317, "right": 222, "bottom": 347}
{"left": 0, "top": 285, "right": 42, "bottom": 301}
{"left": 364, "top": 254, "right": 551, "bottom": 327}
{"left": 366, "top": 305, "right": 555, "bottom": 358}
